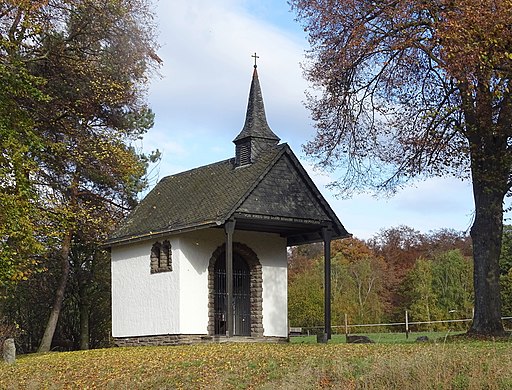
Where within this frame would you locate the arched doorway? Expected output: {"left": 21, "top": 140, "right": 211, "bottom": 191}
{"left": 208, "top": 242, "right": 263, "bottom": 337}
{"left": 213, "top": 253, "right": 251, "bottom": 336}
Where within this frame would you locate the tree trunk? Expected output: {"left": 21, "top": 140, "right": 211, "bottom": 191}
{"left": 37, "top": 231, "right": 72, "bottom": 352}
{"left": 468, "top": 182, "right": 506, "bottom": 336}
{"left": 463, "top": 81, "right": 508, "bottom": 336}
{"left": 79, "top": 302, "right": 90, "bottom": 350}
{"left": 79, "top": 274, "right": 90, "bottom": 350}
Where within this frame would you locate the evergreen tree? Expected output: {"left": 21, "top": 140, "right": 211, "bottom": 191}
{"left": 1, "top": 0, "right": 161, "bottom": 351}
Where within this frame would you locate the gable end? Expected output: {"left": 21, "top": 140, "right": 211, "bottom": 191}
{"left": 236, "top": 152, "right": 330, "bottom": 222}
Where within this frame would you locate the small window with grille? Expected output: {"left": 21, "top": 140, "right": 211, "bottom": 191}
{"left": 150, "top": 240, "right": 172, "bottom": 273}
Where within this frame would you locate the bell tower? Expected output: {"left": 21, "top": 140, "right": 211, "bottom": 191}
{"left": 233, "top": 54, "right": 280, "bottom": 166}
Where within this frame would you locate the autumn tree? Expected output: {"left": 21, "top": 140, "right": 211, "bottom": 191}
{"left": 499, "top": 225, "right": 512, "bottom": 274}
{"left": 402, "top": 249, "right": 473, "bottom": 330}
{"left": 501, "top": 269, "right": 512, "bottom": 317}
{"left": 288, "top": 238, "right": 387, "bottom": 329}
{"left": 291, "top": 0, "right": 512, "bottom": 335}
{"left": 500, "top": 225, "right": 512, "bottom": 317}
{"left": 288, "top": 265, "right": 324, "bottom": 329}
{"left": 367, "top": 226, "right": 426, "bottom": 312}
{"left": 424, "top": 229, "right": 472, "bottom": 258}
{"left": 330, "top": 238, "right": 387, "bottom": 324}
{"left": 403, "top": 258, "right": 441, "bottom": 330}
{"left": 367, "top": 226, "right": 472, "bottom": 320}
{"left": 1, "top": 0, "right": 160, "bottom": 351}
{"left": 288, "top": 243, "right": 322, "bottom": 280}
{"left": 432, "top": 250, "right": 473, "bottom": 324}
{"left": 0, "top": 32, "right": 48, "bottom": 301}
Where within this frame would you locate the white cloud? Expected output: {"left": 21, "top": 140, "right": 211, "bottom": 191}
{"left": 148, "top": 0, "right": 310, "bottom": 143}
{"left": 393, "top": 177, "right": 474, "bottom": 215}
{"left": 327, "top": 177, "right": 476, "bottom": 240}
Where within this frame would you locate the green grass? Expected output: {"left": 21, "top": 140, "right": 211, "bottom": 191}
{"left": 1, "top": 338, "right": 511, "bottom": 389}
{"left": 290, "top": 330, "right": 465, "bottom": 344}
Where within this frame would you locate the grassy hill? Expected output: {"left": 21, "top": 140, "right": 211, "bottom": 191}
{"left": 1, "top": 338, "right": 511, "bottom": 389}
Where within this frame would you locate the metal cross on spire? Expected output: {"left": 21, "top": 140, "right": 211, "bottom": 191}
{"left": 252, "top": 52, "right": 259, "bottom": 68}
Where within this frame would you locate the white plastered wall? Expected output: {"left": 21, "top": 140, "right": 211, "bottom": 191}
{"left": 177, "top": 228, "right": 288, "bottom": 337}
{"left": 111, "top": 227, "right": 288, "bottom": 338}
{"left": 111, "top": 239, "right": 180, "bottom": 337}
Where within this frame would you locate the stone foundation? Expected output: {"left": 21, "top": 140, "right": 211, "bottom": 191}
{"left": 114, "top": 334, "right": 288, "bottom": 347}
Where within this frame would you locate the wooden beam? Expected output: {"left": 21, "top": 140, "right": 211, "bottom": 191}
{"left": 225, "top": 219, "right": 236, "bottom": 337}
{"left": 322, "top": 225, "right": 333, "bottom": 340}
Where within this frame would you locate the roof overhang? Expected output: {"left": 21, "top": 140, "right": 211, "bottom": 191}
{"left": 102, "top": 221, "right": 220, "bottom": 248}
{"left": 232, "top": 212, "right": 351, "bottom": 246}
{"left": 104, "top": 211, "right": 351, "bottom": 249}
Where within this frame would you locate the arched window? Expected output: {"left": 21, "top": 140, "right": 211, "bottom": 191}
{"left": 150, "top": 240, "right": 172, "bottom": 273}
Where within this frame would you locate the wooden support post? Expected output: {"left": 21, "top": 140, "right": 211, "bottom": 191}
{"left": 322, "top": 225, "right": 333, "bottom": 340}
{"left": 225, "top": 219, "right": 236, "bottom": 337}
{"left": 405, "top": 310, "right": 409, "bottom": 339}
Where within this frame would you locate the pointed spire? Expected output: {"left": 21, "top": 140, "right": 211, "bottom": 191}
{"left": 234, "top": 57, "right": 280, "bottom": 166}
{"left": 234, "top": 66, "right": 280, "bottom": 144}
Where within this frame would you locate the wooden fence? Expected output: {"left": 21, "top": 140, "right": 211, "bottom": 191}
{"left": 290, "top": 312, "right": 512, "bottom": 338}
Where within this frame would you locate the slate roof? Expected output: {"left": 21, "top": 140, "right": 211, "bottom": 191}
{"left": 106, "top": 65, "right": 350, "bottom": 247}
{"left": 233, "top": 67, "right": 280, "bottom": 144}
{"left": 106, "top": 143, "right": 350, "bottom": 247}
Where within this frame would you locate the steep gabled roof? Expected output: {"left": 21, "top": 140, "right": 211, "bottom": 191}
{"left": 106, "top": 143, "right": 349, "bottom": 247}
{"left": 106, "top": 64, "right": 350, "bottom": 247}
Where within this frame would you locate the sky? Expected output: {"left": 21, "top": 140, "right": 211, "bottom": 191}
{"left": 139, "top": 0, "right": 480, "bottom": 240}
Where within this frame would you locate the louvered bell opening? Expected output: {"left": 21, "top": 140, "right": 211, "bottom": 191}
{"left": 236, "top": 142, "right": 251, "bottom": 166}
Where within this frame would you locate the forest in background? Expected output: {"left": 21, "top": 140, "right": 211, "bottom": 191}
{"left": 288, "top": 225, "right": 512, "bottom": 332}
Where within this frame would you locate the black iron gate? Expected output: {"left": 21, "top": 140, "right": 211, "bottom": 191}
{"left": 214, "top": 253, "right": 251, "bottom": 336}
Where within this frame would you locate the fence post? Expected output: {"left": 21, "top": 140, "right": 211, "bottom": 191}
{"left": 405, "top": 310, "right": 409, "bottom": 339}
{"left": 344, "top": 313, "right": 349, "bottom": 336}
